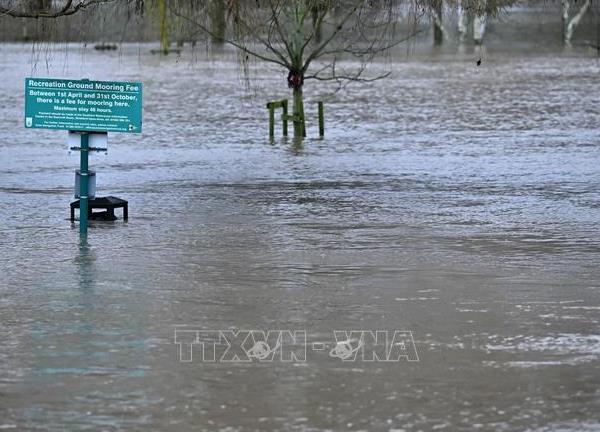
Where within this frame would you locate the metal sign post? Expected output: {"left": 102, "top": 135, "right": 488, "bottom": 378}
{"left": 78, "top": 132, "right": 90, "bottom": 235}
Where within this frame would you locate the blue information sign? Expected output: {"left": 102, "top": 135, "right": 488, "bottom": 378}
{"left": 25, "top": 77, "right": 142, "bottom": 133}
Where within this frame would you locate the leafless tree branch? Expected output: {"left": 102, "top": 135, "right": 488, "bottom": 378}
{"left": 0, "top": 0, "right": 120, "bottom": 18}
{"left": 170, "top": 3, "right": 291, "bottom": 69}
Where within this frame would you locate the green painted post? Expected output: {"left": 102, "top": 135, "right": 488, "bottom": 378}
{"left": 318, "top": 101, "right": 324, "bottom": 137}
{"left": 267, "top": 102, "right": 275, "bottom": 138}
{"left": 282, "top": 99, "right": 288, "bottom": 137}
{"left": 79, "top": 132, "right": 90, "bottom": 235}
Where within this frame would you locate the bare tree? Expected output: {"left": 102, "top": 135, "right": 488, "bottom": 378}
{"left": 172, "top": 0, "right": 424, "bottom": 138}
{"left": 453, "top": 0, "right": 515, "bottom": 45}
{"left": 0, "top": 0, "right": 134, "bottom": 18}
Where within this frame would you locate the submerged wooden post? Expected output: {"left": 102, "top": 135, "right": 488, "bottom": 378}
{"left": 282, "top": 99, "right": 288, "bottom": 137}
{"left": 266, "top": 99, "right": 324, "bottom": 138}
{"left": 267, "top": 99, "right": 291, "bottom": 138}
{"left": 267, "top": 102, "right": 275, "bottom": 138}
{"left": 318, "top": 101, "right": 324, "bottom": 137}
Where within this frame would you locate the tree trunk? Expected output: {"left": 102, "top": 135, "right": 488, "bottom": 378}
{"left": 564, "top": 0, "right": 591, "bottom": 45}
{"left": 158, "top": 0, "right": 169, "bottom": 53}
{"left": 28, "top": 0, "right": 52, "bottom": 40}
{"left": 32, "top": 0, "right": 51, "bottom": 13}
{"left": 457, "top": 0, "right": 468, "bottom": 42}
{"left": 473, "top": 0, "right": 487, "bottom": 44}
{"left": 293, "top": 86, "right": 306, "bottom": 138}
{"left": 211, "top": 0, "right": 226, "bottom": 43}
{"left": 473, "top": 14, "right": 486, "bottom": 44}
{"left": 433, "top": 1, "right": 443, "bottom": 45}
{"left": 21, "top": 18, "right": 28, "bottom": 41}
{"left": 562, "top": 0, "right": 570, "bottom": 43}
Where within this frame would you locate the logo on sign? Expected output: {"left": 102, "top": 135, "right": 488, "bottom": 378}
{"left": 25, "top": 117, "right": 32, "bottom": 127}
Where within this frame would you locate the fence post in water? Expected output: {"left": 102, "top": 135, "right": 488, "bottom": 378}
{"left": 79, "top": 132, "right": 90, "bottom": 236}
{"left": 267, "top": 100, "right": 290, "bottom": 138}
{"left": 267, "top": 102, "right": 275, "bottom": 139}
{"left": 318, "top": 101, "right": 324, "bottom": 137}
{"left": 282, "top": 99, "right": 288, "bottom": 137}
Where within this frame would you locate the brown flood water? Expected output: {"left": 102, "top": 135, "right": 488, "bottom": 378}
{"left": 0, "top": 43, "right": 599, "bottom": 431}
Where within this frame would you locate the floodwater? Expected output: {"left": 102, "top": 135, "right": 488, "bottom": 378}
{"left": 1, "top": 43, "right": 599, "bottom": 431}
